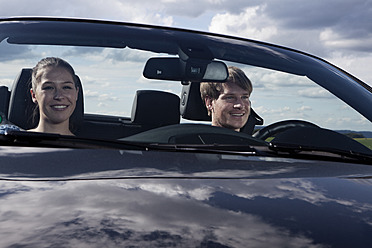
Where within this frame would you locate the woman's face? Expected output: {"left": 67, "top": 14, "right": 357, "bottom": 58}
{"left": 31, "top": 66, "right": 79, "bottom": 126}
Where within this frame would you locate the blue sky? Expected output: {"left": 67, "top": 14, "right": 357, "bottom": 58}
{"left": 1, "top": 0, "right": 371, "bottom": 131}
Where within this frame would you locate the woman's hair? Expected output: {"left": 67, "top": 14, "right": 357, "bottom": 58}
{"left": 30, "top": 57, "right": 79, "bottom": 131}
{"left": 200, "top": 66, "right": 253, "bottom": 115}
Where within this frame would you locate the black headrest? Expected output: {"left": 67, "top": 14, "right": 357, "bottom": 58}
{"left": 180, "top": 82, "right": 210, "bottom": 121}
{"left": 131, "top": 90, "right": 180, "bottom": 127}
{"left": 0, "top": 86, "right": 10, "bottom": 116}
{"left": 180, "top": 82, "right": 263, "bottom": 134}
{"left": 8, "top": 68, "right": 84, "bottom": 132}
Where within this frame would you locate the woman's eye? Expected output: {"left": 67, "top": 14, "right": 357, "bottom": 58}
{"left": 42, "top": 86, "right": 53, "bottom": 90}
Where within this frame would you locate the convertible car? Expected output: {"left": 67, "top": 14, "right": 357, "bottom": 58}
{"left": 0, "top": 17, "right": 371, "bottom": 247}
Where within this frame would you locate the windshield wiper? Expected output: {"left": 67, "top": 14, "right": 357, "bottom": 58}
{"left": 144, "top": 143, "right": 260, "bottom": 154}
{"left": 0, "top": 129, "right": 266, "bottom": 155}
{"left": 3, "top": 130, "right": 371, "bottom": 164}
{"left": 0, "top": 130, "right": 151, "bottom": 150}
{"left": 268, "top": 142, "right": 372, "bottom": 164}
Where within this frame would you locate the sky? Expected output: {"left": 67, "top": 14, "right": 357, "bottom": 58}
{"left": 1, "top": 0, "right": 371, "bottom": 85}
{"left": 1, "top": 0, "right": 372, "bottom": 131}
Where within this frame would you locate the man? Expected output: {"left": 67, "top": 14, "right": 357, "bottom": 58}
{"left": 200, "top": 66, "right": 252, "bottom": 131}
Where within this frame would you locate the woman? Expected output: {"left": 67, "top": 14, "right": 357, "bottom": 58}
{"left": 29, "top": 57, "right": 79, "bottom": 135}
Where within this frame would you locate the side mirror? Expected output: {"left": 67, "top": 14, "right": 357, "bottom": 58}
{"left": 143, "top": 57, "right": 228, "bottom": 82}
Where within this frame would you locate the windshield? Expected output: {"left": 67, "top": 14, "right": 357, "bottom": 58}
{"left": 1, "top": 18, "right": 371, "bottom": 157}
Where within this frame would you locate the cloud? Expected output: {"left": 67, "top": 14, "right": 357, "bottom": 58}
{"left": 244, "top": 67, "right": 313, "bottom": 91}
{"left": 297, "top": 106, "right": 312, "bottom": 112}
{"left": 84, "top": 90, "right": 119, "bottom": 101}
{"left": 0, "top": 0, "right": 174, "bottom": 26}
{"left": 203, "top": 1, "right": 372, "bottom": 86}
{"left": 105, "top": 49, "right": 151, "bottom": 64}
{"left": 2, "top": 0, "right": 371, "bottom": 56}
{"left": 320, "top": 28, "right": 372, "bottom": 53}
{"left": 297, "top": 87, "right": 333, "bottom": 99}
{"left": 0, "top": 42, "right": 35, "bottom": 62}
{"left": 209, "top": 5, "right": 277, "bottom": 42}
{"left": 62, "top": 47, "right": 105, "bottom": 57}
{"left": 0, "top": 180, "right": 308, "bottom": 247}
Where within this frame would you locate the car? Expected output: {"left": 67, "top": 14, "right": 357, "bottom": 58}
{"left": 0, "top": 17, "right": 371, "bottom": 247}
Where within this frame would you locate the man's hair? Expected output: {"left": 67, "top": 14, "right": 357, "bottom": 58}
{"left": 200, "top": 66, "right": 252, "bottom": 115}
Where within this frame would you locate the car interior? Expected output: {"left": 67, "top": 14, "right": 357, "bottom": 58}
{"left": 2, "top": 63, "right": 372, "bottom": 155}
{"left": 1, "top": 67, "right": 264, "bottom": 142}
{"left": 0, "top": 18, "right": 371, "bottom": 156}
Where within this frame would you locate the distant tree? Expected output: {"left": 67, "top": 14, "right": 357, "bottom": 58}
{"left": 344, "top": 132, "right": 365, "bottom": 139}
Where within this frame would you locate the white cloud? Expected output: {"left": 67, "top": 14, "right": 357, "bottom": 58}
{"left": 297, "top": 88, "right": 333, "bottom": 99}
{"left": 204, "top": 1, "right": 372, "bottom": 86}
{"left": 320, "top": 28, "right": 372, "bottom": 52}
{"left": 0, "top": 0, "right": 174, "bottom": 26}
{"left": 297, "top": 106, "right": 312, "bottom": 112}
{"left": 209, "top": 5, "right": 277, "bottom": 42}
{"left": 324, "top": 52, "right": 372, "bottom": 85}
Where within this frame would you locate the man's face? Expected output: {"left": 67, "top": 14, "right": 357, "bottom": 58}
{"left": 206, "top": 82, "right": 251, "bottom": 131}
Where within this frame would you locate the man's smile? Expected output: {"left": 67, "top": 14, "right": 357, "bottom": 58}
{"left": 230, "top": 113, "right": 245, "bottom": 117}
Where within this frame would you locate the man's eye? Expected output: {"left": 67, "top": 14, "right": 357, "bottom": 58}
{"left": 242, "top": 96, "right": 250, "bottom": 100}
{"left": 42, "top": 86, "right": 53, "bottom": 90}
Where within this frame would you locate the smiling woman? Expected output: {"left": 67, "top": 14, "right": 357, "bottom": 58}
{"left": 29, "top": 57, "right": 79, "bottom": 135}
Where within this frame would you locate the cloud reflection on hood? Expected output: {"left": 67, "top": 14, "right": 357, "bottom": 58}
{"left": 0, "top": 176, "right": 371, "bottom": 247}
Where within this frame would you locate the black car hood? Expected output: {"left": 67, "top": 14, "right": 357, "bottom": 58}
{"left": 0, "top": 178, "right": 372, "bottom": 247}
{"left": 1, "top": 173, "right": 371, "bottom": 247}
{"left": 0, "top": 147, "right": 371, "bottom": 247}
{"left": 0, "top": 146, "right": 371, "bottom": 179}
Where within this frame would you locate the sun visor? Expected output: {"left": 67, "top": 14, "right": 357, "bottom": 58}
{"left": 143, "top": 57, "right": 228, "bottom": 82}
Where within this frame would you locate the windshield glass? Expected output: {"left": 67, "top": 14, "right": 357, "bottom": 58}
{"left": 2, "top": 42, "right": 369, "bottom": 129}
{"left": 1, "top": 20, "right": 371, "bottom": 155}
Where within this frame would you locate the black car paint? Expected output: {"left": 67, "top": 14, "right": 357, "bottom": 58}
{"left": 0, "top": 147, "right": 371, "bottom": 247}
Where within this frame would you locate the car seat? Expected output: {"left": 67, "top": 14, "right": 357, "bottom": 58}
{"left": 7, "top": 68, "right": 84, "bottom": 133}
{"left": 131, "top": 90, "right": 180, "bottom": 128}
{"left": 0, "top": 86, "right": 10, "bottom": 117}
{"left": 180, "top": 82, "right": 263, "bottom": 134}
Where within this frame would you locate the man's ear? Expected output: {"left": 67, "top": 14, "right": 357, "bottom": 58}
{"left": 30, "top": 88, "right": 37, "bottom": 103}
{"left": 204, "top": 96, "right": 213, "bottom": 110}
{"left": 204, "top": 96, "right": 214, "bottom": 116}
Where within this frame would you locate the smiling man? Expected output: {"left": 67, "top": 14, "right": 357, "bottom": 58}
{"left": 200, "top": 66, "right": 252, "bottom": 131}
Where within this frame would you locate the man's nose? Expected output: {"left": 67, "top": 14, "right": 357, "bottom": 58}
{"left": 233, "top": 98, "right": 245, "bottom": 108}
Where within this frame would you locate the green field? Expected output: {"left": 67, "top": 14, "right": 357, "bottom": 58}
{"left": 355, "top": 138, "right": 372, "bottom": 150}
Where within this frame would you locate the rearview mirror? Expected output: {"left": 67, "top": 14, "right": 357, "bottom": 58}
{"left": 143, "top": 57, "right": 228, "bottom": 82}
